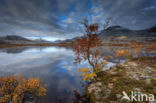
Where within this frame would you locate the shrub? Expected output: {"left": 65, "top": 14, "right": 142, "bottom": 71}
{"left": 0, "top": 75, "right": 46, "bottom": 103}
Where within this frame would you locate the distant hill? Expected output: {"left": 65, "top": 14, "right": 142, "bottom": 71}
{"left": 0, "top": 35, "right": 31, "bottom": 41}
{"left": 99, "top": 26, "right": 135, "bottom": 37}
{"left": 0, "top": 35, "right": 50, "bottom": 44}
{"left": 99, "top": 25, "right": 156, "bottom": 37}
{"left": 147, "top": 26, "right": 156, "bottom": 33}
{"left": 98, "top": 26, "right": 134, "bottom": 43}
{"left": 56, "top": 25, "right": 156, "bottom": 44}
{"left": 2, "top": 25, "right": 155, "bottom": 45}
{"left": 98, "top": 25, "right": 156, "bottom": 43}
{"left": 53, "top": 37, "right": 80, "bottom": 44}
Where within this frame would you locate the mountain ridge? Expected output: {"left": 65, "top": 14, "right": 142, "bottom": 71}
{"left": 58, "top": 25, "right": 156, "bottom": 44}
{"left": 0, "top": 25, "right": 156, "bottom": 45}
{"left": 99, "top": 25, "right": 156, "bottom": 37}
{"left": 0, "top": 35, "right": 50, "bottom": 44}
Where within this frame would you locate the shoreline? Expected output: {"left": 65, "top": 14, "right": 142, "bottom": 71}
{"left": 85, "top": 56, "right": 156, "bottom": 102}
{"left": 0, "top": 41, "right": 156, "bottom": 49}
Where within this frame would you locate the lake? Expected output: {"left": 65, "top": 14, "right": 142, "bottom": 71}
{"left": 0, "top": 46, "right": 155, "bottom": 103}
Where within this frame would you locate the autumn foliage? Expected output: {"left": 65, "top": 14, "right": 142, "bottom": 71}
{"left": 0, "top": 75, "right": 46, "bottom": 103}
{"left": 73, "top": 19, "right": 145, "bottom": 81}
{"left": 115, "top": 42, "right": 143, "bottom": 62}
{"left": 73, "top": 20, "right": 112, "bottom": 81}
{"left": 115, "top": 49, "right": 132, "bottom": 62}
{"left": 131, "top": 41, "right": 142, "bottom": 57}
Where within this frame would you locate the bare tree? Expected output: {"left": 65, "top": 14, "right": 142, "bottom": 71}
{"left": 103, "top": 17, "right": 111, "bottom": 30}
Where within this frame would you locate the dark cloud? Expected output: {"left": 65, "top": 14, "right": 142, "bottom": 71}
{"left": 0, "top": 0, "right": 155, "bottom": 40}
{"left": 92, "top": 0, "right": 156, "bottom": 29}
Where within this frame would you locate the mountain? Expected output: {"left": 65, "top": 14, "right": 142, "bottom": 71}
{"left": 99, "top": 25, "right": 156, "bottom": 37}
{"left": 57, "top": 25, "right": 156, "bottom": 44}
{"left": 100, "top": 26, "right": 134, "bottom": 36}
{"left": 3, "top": 25, "right": 155, "bottom": 45}
{"left": 0, "top": 35, "right": 31, "bottom": 41}
{"left": 54, "top": 37, "right": 80, "bottom": 44}
{"left": 98, "top": 25, "right": 156, "bottom": 43}
{"left": 148, "top": 26, "right": 156, "bottom": 33}
{"left": 0, "top": 35, "right": 31, "bottom": 44}
{"left": 0, "top": 35, "right": 50, "bottom": 44}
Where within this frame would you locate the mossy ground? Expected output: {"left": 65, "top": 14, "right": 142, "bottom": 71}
{"left": 86, "top": 56, "right": 156, "bottom": 103}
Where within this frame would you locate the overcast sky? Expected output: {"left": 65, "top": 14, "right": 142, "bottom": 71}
{"left": 0, "top": 0, "right": 156, "bottom": 41}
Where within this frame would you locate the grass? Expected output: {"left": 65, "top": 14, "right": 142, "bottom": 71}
{"left": 131, "top": 56, "right": 156, "bottom": 61}
{"left": 96, "top": 71, "right": 156, "bottom": 102}
{"left": 87, "top": 56, "right": 156, "bottom": 102}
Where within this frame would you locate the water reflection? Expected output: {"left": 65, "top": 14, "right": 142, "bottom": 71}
{"left": 1, "top": 46, "right": 154, "bottom": 102}
{"left": 0, "top": 46, "right": 72, "bottom": 54}
{"left": 0, "top": 46, "right": 91, "bottom": 103}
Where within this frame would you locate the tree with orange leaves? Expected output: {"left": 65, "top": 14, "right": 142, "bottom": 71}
{"left": 73, "top": 19, "right": 112, "bottom": 81}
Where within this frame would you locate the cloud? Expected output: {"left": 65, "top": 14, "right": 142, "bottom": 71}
{"left": 0, "top": 0, "right": 155, "bottom": 39}
{"left": 92, "top": 0, "right": 156, "bottom": 29}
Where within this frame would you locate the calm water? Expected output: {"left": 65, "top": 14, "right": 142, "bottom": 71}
{"left": 0, "top": 46, "right": 87, "bottom": 103}
{"left": 0, "top": 46, "right": 154, "bottom": 103}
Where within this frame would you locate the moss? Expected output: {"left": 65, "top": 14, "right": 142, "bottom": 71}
{"left": 88, "top": 72, "right": 156, "bottom": 102}
{"left": 89, "top": 92, "right": 97, "bottom": 103}
{"left": 86, "top": 58, "right": 156, "bottom": 103}
{"left": 151, "top": 79, "right": 156, "bottom": 86}
{"left": 115, "top": 65, "right": 126, "bottom": 72}
{"left": 131, "top": 56, "right": 156, "bottom": 61}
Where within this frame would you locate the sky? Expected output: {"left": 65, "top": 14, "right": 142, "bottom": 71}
{"left": 0, "top": 0, "right": 156, "bottom": 41}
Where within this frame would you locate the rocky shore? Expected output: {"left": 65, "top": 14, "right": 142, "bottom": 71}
{"left": 86, "top": 57, "right": 156, "bottom": 103}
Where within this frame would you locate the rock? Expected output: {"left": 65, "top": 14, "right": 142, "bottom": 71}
{"left": 134, "top": 88, "right": 141, "bottom": 91}
{"left": 112, "top": 78, "right": 117, "bottom": 82}
{"left": 96, "top": 82, "right": 102, "bottom": 86}
{"left": 85, "top": 58, "right": 156, "bottom": 103}
{"left": 103, "top": 88, "right": 111, "bottom": 97}
{"left": 146, "top": 79, "right": 151, "bottom": 84}
{"left": 127, "top": 62, "right": 138, "bottom": 67}
{"left": 139, "top": 76, "right": 151, "bottom": 80}
{"left": 94, "top": 92, "right": 101, "bottom": 100}
{"left": 131, "top": 73, "right": 139, "bottom": 80}
{"left": 116, "top": 94, "right": 122, "bottom": 99}
{"left": 145, "top": 66, "right": 152, "bottom": 73}
{"left": 88, "top": 83, "right": 102, "bottom": 93}
{"left": 110, "top": 67, "right": 117, "bottom": 70}
{"left": 108, "top": 83, "right": 113, "bottom": 89}
{"left": 109, "top": 71, "right": 117, "bottom": 75}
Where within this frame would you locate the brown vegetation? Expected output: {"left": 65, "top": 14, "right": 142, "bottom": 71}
{"left": 0, "top": 75, "right": 46, "bottom": 103}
